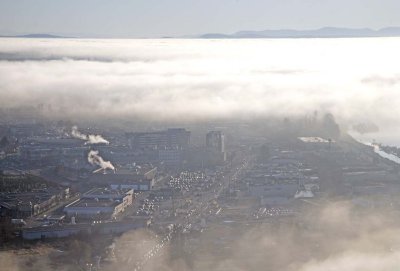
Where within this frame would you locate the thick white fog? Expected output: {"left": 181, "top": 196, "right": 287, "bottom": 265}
{"left": 1, "top": 38, "right": 400, "bottom": 141}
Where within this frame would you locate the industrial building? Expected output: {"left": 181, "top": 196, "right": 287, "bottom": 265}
{"left": 19, "top": 138, "right": 89, "bottom": 167}
{"left": 0, "top": 187, "right": 70, "bottom": 218}
{"left": 63, "top": 188, "right": 133, "bottom": 219}
{"left": 21, "top": 219, "right": 150, "bottom": 240}
{"left": 89, "top": 166, "right": 157, "bottom": 191}
{"left": 297, "top": 136, "right": 335, "bottom": 151}
{"left": 126, "top": 128, "right": 190, "bottom": 150}
{"left": 159, "top": 147, "right": 183, "bottom": 167}
{"left": 243, "top": 153, "right": 319, "bottom": 205}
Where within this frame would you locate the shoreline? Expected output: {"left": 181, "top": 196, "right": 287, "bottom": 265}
{"left": 349, "top": 133, "right": 400, "bottom": 165}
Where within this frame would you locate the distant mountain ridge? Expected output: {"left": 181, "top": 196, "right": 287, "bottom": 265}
{"left": 0, "top": 33, "right": 70, "bottom": 38}
{"left": 200, "top": 27, "right": 400, "bottom": 39}
{"left": 2, "top": 27, "right": 400, "bottom": 39}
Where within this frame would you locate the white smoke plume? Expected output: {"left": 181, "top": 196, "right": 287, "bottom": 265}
{"left": 86, "top": 134, "right": 110, "bottom": 145}
{"left": 71, "top": 125, "right": 88, "bottom": 141}
{"left": 88, "top": 150, "right": 115, "bottom": 173}
{"left": 71, "top": 125, "right": 109, "bottom": 145}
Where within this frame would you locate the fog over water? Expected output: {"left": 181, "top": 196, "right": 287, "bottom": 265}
{"left": 1, "top": 38, "right": 400, "bottom": 143}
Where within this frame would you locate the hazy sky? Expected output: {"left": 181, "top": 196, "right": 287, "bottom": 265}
{"left": 0, "top": 0, "right": 400, "bottom": 38}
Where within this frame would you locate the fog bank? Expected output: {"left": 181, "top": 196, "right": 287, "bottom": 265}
{"left": 0, "top": 38, "right": 400, "bottom": 137}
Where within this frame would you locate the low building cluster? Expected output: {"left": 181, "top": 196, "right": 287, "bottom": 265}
{"left": 0, "top": 187, "right": 70, "bottom": 218}
{"left": 64, "top": 188, "right": 133, "bottom": 220}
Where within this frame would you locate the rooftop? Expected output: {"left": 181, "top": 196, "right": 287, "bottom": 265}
{"left": 298, "top": 137, "right": 332, "bottom": 143}
{"left": 84, "top": 187, "right": 132, "bottom": 197}
{"left": 67, "top": 198, "right": 121, "bottom": 208}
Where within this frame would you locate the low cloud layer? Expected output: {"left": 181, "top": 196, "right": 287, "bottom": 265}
{"left": 1, "top": 38, "right": 400, "bottom": 129}
{"left": 361, "top": 74, "right": 400, "bottom": 86}
{"left": 101, "top": 201, "right": 400, "bottom": 271}
{"left": 1, "top": 201, "right": 400, "bottom": 271}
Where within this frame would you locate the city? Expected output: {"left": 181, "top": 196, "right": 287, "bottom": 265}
{"left": 2, "top": 1, "right": 400, "bottom": 270}
{"left": 2, "top": 111, "right": 400, "bottom": 270}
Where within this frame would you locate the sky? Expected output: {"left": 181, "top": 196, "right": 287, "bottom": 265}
{"left": 0, "top": 0, "right": 400, "bottom": 38}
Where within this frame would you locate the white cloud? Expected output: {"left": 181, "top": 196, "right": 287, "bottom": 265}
{"left": 0, "top": 38, "right": 400, "bottom": 127}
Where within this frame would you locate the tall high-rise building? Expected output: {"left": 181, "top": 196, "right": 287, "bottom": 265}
{"left": 206, "top": 131, "right": 226, "bottom": 164}
{"left": 206, "top": 131, "right": 225, "bottom": 153}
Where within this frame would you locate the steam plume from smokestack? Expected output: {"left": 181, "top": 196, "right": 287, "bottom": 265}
{"left": 88, "top": 150, "right": 115, "bottom": 173}
{"left": 71, "top": 126, "right": 109, "bottom": 145}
